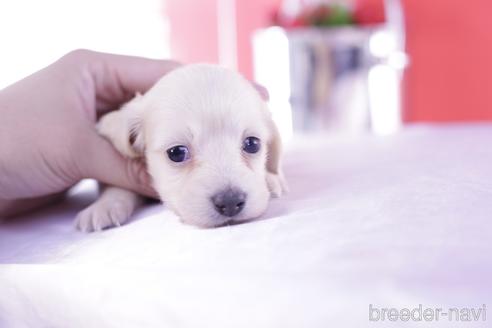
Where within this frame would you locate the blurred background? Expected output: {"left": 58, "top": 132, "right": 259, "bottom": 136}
{"left": 1, "top": 0, "right": 491, "bottom": 139}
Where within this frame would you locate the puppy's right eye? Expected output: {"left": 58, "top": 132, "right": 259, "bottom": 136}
{"left": 243, "top": 136, "right": 261, "bottom": 154}
{"left": 167, "top": 145, "right": 190, "bottom": 163}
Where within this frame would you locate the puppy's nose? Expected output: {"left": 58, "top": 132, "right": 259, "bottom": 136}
{"left": 212, "top": 189, "right": 247, "bottom": 217}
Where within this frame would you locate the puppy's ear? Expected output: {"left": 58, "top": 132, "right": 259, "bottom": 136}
{"left": 264, "top": 108, "right": 288, "bottom": 197}
{"left": 97, "top": 94, "right": 145, "bottom": 159}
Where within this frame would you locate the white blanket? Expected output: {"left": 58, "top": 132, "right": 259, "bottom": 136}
{"left": 0, "top": 124, "right": 491, "bottom": 327}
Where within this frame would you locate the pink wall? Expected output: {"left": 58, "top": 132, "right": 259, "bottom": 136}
{"left": 165, "top": 0, "right": 219, "bottom": 64}
{"left": 235, "top": 0, "right": 281, "bottom": 79}
{"left": 164, "top": 0, "right": 492, "bottom": 122}
{"left": 352, "top": 0, "right": 492, "bottom": 122}
{"left": 402, "top": 0, "right": 492, "bottom": 122}
{"left": 165, "top": 0, "right": 280, "bottom": 79}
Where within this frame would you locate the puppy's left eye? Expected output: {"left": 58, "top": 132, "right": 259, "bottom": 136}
{"left": 243, "top": 136, "right": 261, "bottom": 154}
{"left": 167, "top": 145, "right": 190, "bottom": 162}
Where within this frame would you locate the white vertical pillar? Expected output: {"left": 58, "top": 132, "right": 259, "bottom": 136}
{"left": 217, "top": 0, "right": 238, "bottom": 70}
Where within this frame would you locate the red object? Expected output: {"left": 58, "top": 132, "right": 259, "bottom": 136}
{"left": 403, "top": 0, "right": 492, "bottom": 122}
{"left": 308, "top": 5, "right": 331, "bottom": 25}
{"left": 353, "top": 0, "right": 385, "bottom": 25}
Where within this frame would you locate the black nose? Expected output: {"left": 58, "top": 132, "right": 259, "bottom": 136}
{"left": 212, "top": 189, "right": 247, "bottom": 217}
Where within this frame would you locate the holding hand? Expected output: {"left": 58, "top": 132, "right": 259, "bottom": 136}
{"left": 0, "top": 50, "right": 180, "bottom": 216}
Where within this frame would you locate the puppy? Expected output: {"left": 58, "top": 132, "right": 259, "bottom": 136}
{"left": 75, "top": 64, "right": 287, "bottom": 231}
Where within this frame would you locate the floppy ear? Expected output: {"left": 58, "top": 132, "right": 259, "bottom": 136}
{"left": 97, "top": 94, "right": 145, "bottom": 159}
{"left": 264, "top": 109, "right": 288, "bottom": 197}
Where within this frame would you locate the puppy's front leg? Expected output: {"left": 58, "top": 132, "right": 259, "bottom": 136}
{"left": 266, "top": 172, "right": 289, "bottom": 198}
{"left": 75, "top": 186, "right": 142, "bottom": 232}
{"left": 74, "top": 95, "right": 146, "bottom": 232}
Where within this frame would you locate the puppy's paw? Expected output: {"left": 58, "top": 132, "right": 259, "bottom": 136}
{"left": 74, "top": 200, "right": 133, "bottom": 233}
{"left": 266, "top": 172, "right": 289, "bottom": 198}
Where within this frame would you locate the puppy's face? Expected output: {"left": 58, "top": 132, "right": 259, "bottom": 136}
{"left": 134, "top": 65, "right": 281, "bottom": 227}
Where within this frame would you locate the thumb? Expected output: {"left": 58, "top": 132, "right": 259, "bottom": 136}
{"left": 80, "top": 133, "right": 157, "bottom": 198}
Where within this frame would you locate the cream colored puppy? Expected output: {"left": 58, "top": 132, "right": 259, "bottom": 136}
{"left": 75, "top": 64, "right": 287, "bottom": 231}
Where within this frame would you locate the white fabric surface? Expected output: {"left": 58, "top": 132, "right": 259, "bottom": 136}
{"left": 0, "top": 124, "right": 491, "bottom": 327}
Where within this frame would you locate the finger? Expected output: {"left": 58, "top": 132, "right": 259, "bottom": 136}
{"left": 0, "top": 192, "right": 66, "bottom": 219}
{"left": 81, "top": 50, "right": 181, "bottom": 112}
{"left": 80, "top": 133, "right": 158, "bottom": 198}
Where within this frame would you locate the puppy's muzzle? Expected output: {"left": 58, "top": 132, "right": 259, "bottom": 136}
{"left": 212, "top": 188, "right": 247, "bottom": 217}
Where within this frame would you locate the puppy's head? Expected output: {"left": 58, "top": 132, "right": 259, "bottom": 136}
{"left": 125, "top": 64, "right": 284, "bottom": 227}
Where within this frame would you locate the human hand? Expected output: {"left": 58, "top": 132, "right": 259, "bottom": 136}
{"left": 0, "top": 50, "right": 180, "bottom": 216}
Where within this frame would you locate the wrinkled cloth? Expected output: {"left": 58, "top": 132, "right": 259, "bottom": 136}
{"left": 0, "top": 124, "right": 491, "bottom": 328}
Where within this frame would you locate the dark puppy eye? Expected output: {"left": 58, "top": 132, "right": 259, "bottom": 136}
{"left": 243, "top": 136, "right": 261, "bottom": 154}
{"left": 167, "top": 145, "right": 190, "bottom": 162}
